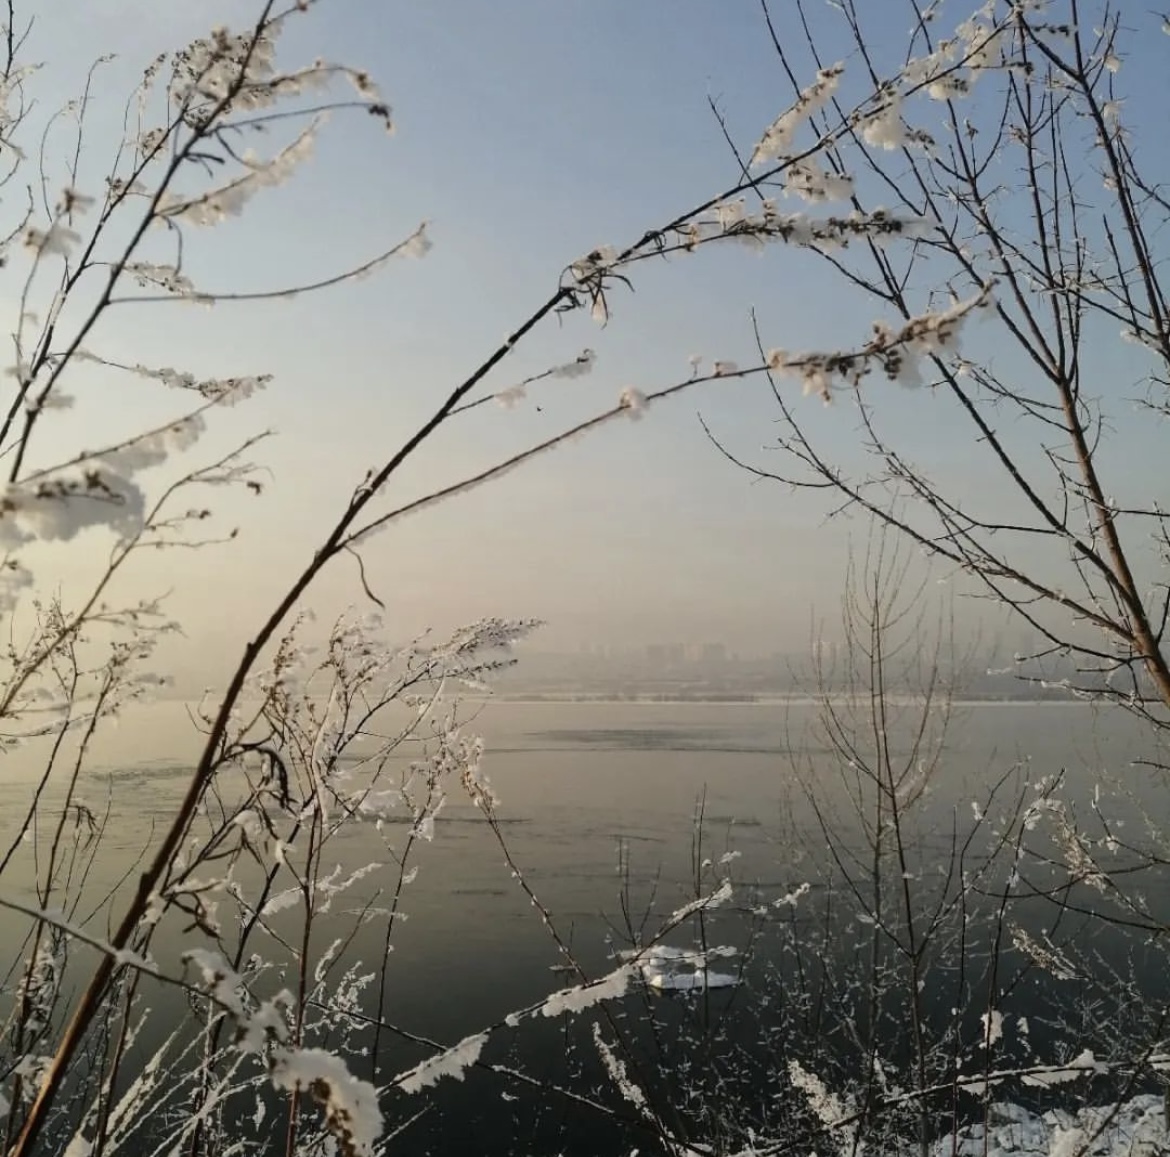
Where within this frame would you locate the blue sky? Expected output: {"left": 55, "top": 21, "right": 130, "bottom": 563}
{"left": 13, "top": 1, "right": 1169, "bottom": 684}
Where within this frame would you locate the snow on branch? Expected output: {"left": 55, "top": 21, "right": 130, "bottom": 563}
{"left": 394, "top": 1032, "right": 488, "bottom": 1094}
{"left": 571, "top": 207, "right": 937, "bottom": 301}
{"left": 666, "top": 877, "right": 734, "bottom": 923}
{"left": 71, "top": 352, "right": 272, "bottom": 405}
{"left": 0, "top": 399, "right": 231, "bottom": 552}
{"left": 269, "top": 1047, "right": 384, "bottom": 1157}
{"left": 486, "top": 348, "right": 596, "bottom": 411}
{"left": 0, "top": 903, "right": 383, "bottom": 1157}
{"left": 387, "top": 872, "right": 735, "bottom": 1100}
{"left": 181, "top": 948, "right": 384, "bottom": 1156}
{"left": 168, "top": 20, "right": 391, "bottom": 128}
{"left": 751, "top": 64, "right": 845, "bottom": 167}
{"left": 158, "top": 117, "right": 321, "bottom": 226}
{"left": 0, "top": 897, "right": 160, "bottom": 978}
{"left": 386, "top": 964, "right": 637, "bottom": 1097}
{"left": 766, "top": 287, "right": 993, "bottom": 400}
{"left": 537, "top": 962, "right": 636, "bottom": 1018}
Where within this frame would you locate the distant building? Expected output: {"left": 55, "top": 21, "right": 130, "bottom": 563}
{"left": 645, "top": 643, "right": 687, "bottom": 667}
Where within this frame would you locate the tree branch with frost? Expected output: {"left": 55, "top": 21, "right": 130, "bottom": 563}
{"left": 2, "top": 11, "right": 420, "bottom": 1148}
{"left": 560, "top": 4, "right": 1022, "bottom": 323}
{"left": 63, "top": 349, "right": 272, "bottom": 404}
{"left": 343, "top": 294, "right": 988, "bottom": 550}
{"left": 0, "top": 900, "right": 164, "bottom": 981}
{"left": 4, "top": 1, "right": 395, "bottom": 483}
{"left": 0, "top": 901, "right": 385, "bottom": 1157}
{"left": 0, "top": 621, "right": 162, "bottom": 895}
{"left": 5, "top": 40, "right": 251, "bottom": 465}
{"left": 304, "top": 996, "right": 659, "bottom": 1137}
{"left": 765, "top": 285, "right": 993, "bottom": 400}
{"left": 704, "top": 0, "right": 1170, "bottom": 712}
{"left": 449, "top": 347, "right": 596, "bottom": 415}
{"left": 157, "top": 618, "right": 529, "bottom": 960}
{"left": 703, "top": 383, "right": 1130, "bottom": 650}
{"left": 0, "top": 432, "right": 268, "bottom": 723}
{"left": 706, "top": 329, "right": 1170, "bottom": 721}
{"left": 74, "top": 635, "right": 525, "bottom": 1152}
{"left": 111, "top": 221, "right": 431, "bottom": 306}
{"left": 371, "top": 860, "right": 740, "bottom": 1152}
{"left": 166, "top": 627, "right": 508, "bottom": 1150}
{"left": 1, "top": 661, "right": 149, "bottom": 1117}
{"left": 586, "top": 203, "right": 939, "bottom": 270}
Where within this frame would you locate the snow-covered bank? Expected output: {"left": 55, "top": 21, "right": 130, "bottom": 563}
{"left": 938, "top": 1095, "right": 1167, "bottom": 1157}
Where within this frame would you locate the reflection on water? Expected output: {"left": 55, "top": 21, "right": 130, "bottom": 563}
{"left": 2, "top": 700, "right": 1168, "bottom": 1155}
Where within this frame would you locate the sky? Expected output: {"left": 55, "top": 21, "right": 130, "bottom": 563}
{"left": 7, "top": 0, "right": 1169, "bottom": 691}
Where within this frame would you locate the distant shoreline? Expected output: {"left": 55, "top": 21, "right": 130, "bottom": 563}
{"left": 144, "top": 691, "right": 1099, "bottom": 709}
{"left": 484, "top": 694, "right": 1089, "bottom": 707}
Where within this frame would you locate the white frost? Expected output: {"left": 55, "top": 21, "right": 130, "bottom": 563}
{"left": 751, "top": 65, "right": 844, "bottom": 167}
{"left": 270, "top": 1047, "right": 383, "bottom": 1157}
{"left": 539, "top": 964, "right": 634, "bottom": 1017}
{"left": 24, "top": 222, "right": 82, "bottom": 257}
{"left": 859, "top": 90, "right": 907, "bottom": 150}
{"left": 592, "top": 1023, "right": 647, "bottom": 1109}
{"left": 1019, "top": 1048, "right": 1103, "bottom": 1087}
{"left": 395, "top": 1032, "right": 487, "bottom": 1093}
{"left": 981, "top": 1009, "right": 1003, "bottom": 1047}
{"left": 619, "top": 387, "right": 648, "bottom": 418}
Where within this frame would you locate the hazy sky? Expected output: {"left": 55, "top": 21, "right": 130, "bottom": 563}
{"left": 10, "top": 1, "right": 1168, "bottom": 689}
